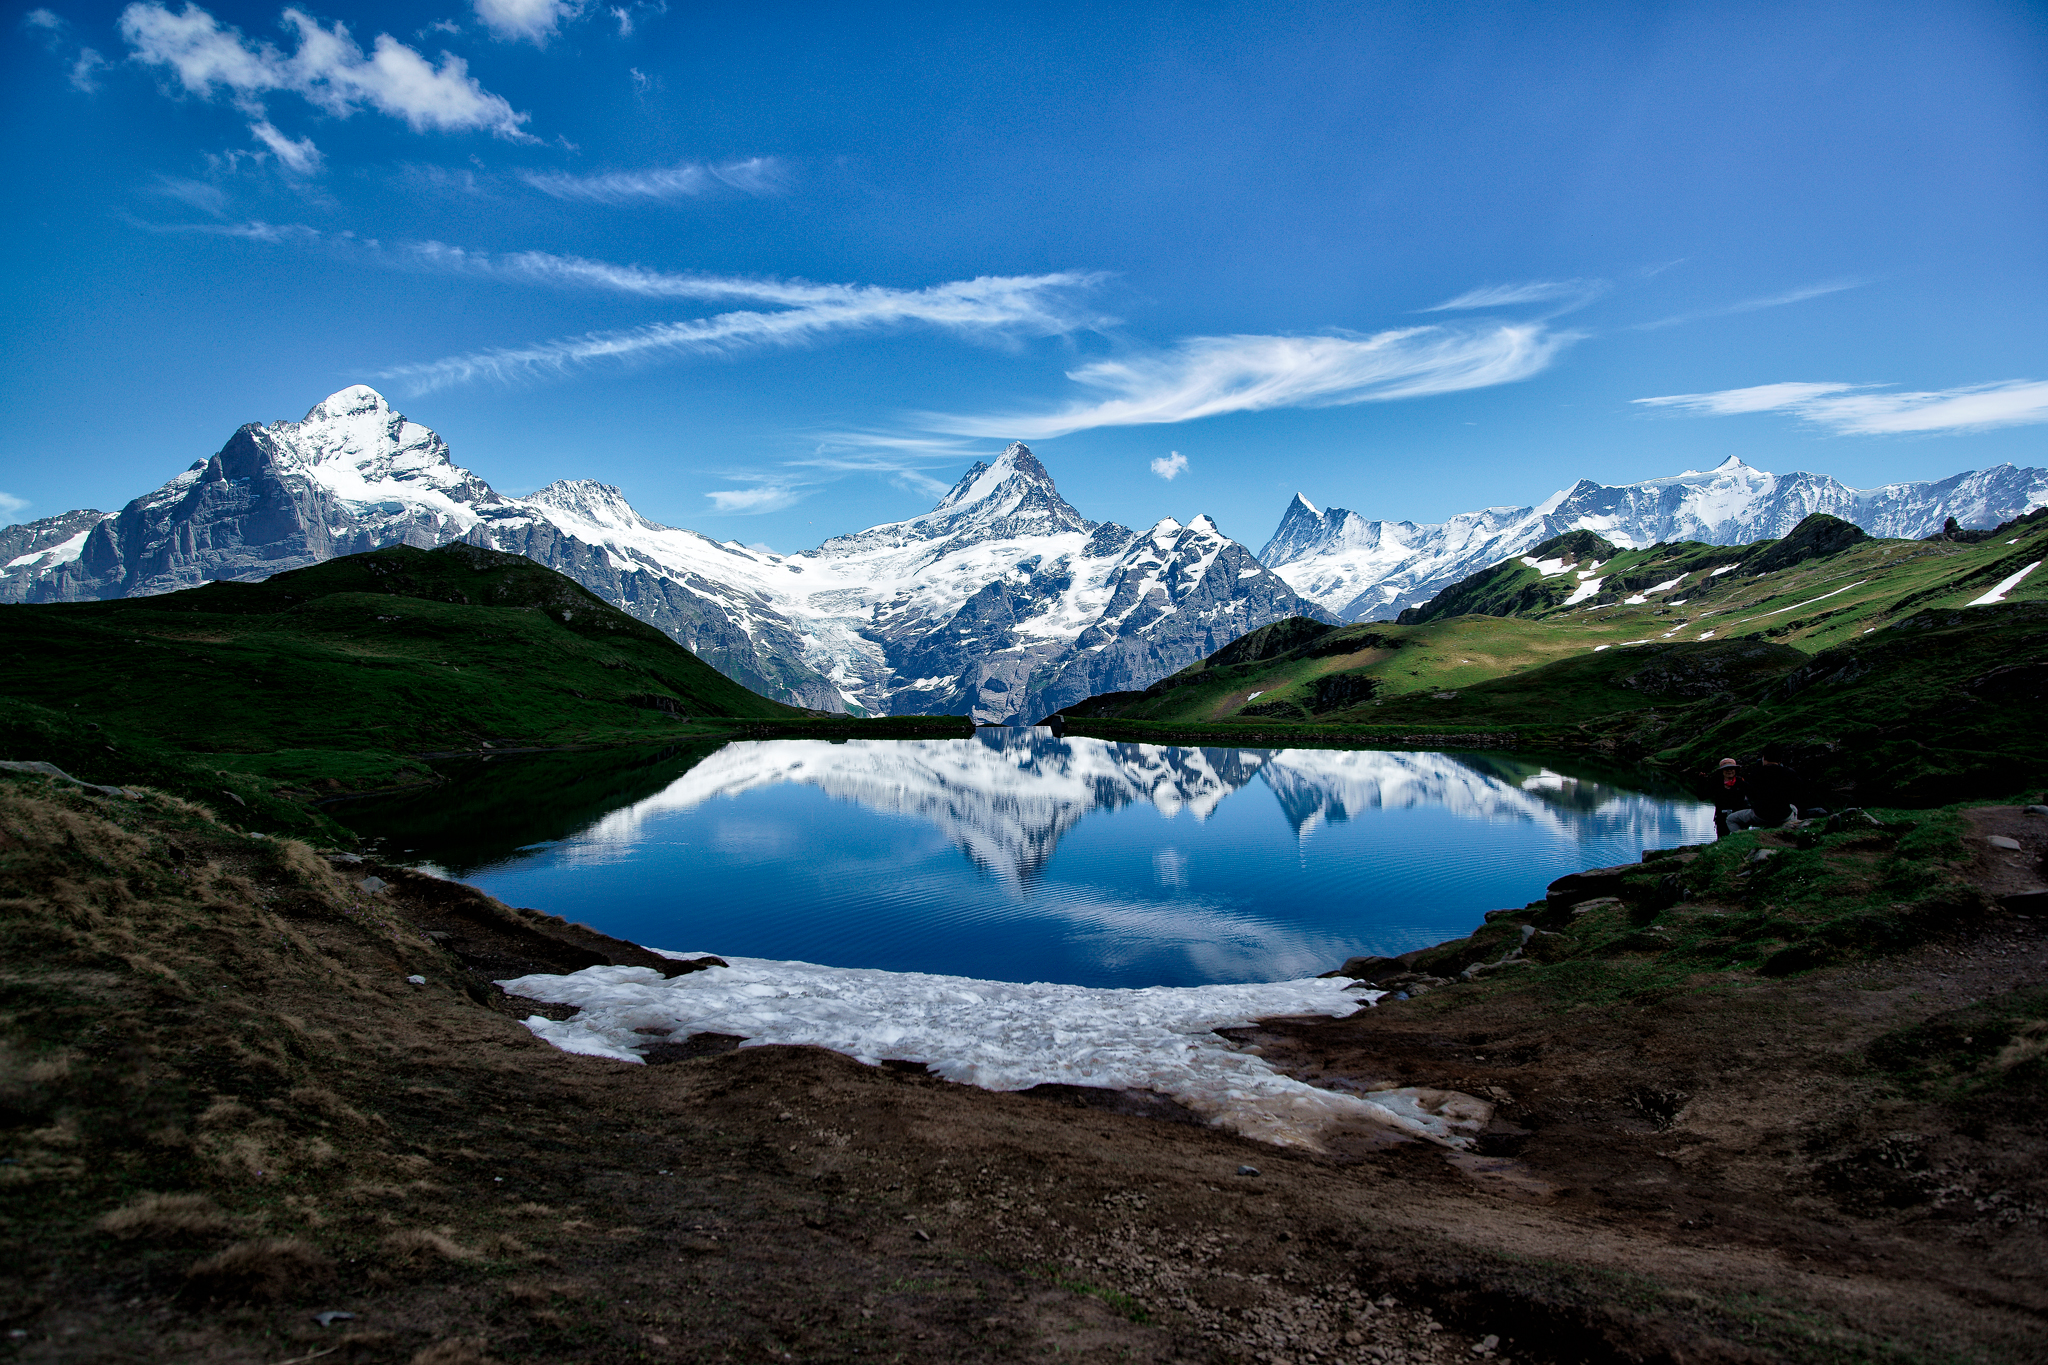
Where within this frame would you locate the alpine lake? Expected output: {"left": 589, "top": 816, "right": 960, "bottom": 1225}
{"left": 339, "top": 730, "right": 1714, "bottom": 989}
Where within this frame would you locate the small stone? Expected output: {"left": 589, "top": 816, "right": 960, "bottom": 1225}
{"left": 1237, "top": 1165, "right": 1260, "bottom": 1176}
{"left": 2024, "top": 806, "right": 2048, "bottom": 817}
{"left": 360, "top": 876, "right": 389, "bottom": 893}
{"left": 406, "top": 974, "right": 426, "bottom": 985}
{"left": 1987, "top": 835, "right": 2023, "bottom": 851}
{"left": 912, "top": 1229, "right": 931, "bottom": 1242}
{"left": 312, "top": 1311, "right": 356, "bottom": 1327}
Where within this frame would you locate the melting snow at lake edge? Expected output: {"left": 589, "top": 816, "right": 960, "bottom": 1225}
{"left": 386, "top": 732, "right": 1719, "bottom": 1148}
{"left": 497, "top": 957, "right": 1506, "bottom": 1150}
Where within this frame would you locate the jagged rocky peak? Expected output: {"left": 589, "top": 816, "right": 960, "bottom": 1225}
{"left": 909, "top": 441, "right": 1091, "bottom": 541}
{"left": 524, "top": 479, "right": 659, "bottom": 532}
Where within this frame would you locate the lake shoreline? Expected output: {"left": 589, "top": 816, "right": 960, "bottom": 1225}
{"left": 4, "top": 769, "right": 2044, "bottom": 1362}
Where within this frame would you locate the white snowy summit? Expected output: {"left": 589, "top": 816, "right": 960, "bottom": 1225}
{"left": 1261, "top": 455, "right": 2048, "bottom": 620}
{"left": 1, "top": 388, "right": 1326, "bottom": 719}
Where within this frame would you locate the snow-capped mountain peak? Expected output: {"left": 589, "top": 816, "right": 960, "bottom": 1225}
{"left": 524, "top": 479, "right": 661, "bottom": 535}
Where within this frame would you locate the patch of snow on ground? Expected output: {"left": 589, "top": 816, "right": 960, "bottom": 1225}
{"left": 1563, "top": 576, "right": 1605, "bottom": 606}
{"left": 1736, "top": 580, "right": 1868, "bottom": 623}
{"left": 1967, "top": 561, "right": 2041, "bottom": 606}
{"left": 494, "top": 957, "right": 1507, "bottom": 1149}
{"left": 1710, "top": 565, "right": 1738, "bottom": 576}
{"left": 1519, "top": 555, "right": 1569, "bottom": 577}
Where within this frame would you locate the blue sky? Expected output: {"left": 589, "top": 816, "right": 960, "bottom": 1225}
{"left": 4, "top": 0, "right": 2045, "bottom": 551}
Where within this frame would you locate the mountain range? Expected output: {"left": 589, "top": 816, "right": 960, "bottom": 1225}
{"left": 0, "top": 386, "right": 1323, "bottom": 721}
{"left": 1261, "top": 456, "right": 2048, "bottom": 619}
{"left": 5, "top": 383, "right": 2041, "bottom": 715}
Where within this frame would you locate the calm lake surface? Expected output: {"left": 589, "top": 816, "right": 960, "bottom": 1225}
{"left": 346, "top": 730, "right": 1715, "bottom": 989}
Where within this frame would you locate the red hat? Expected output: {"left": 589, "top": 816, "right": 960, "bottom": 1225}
{"left": 1717, "top": 757, "right": 1739, "bottom": 769}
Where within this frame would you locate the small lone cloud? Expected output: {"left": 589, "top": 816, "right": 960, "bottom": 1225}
{"left": 0, "top": 491, "right": 30, "bottom": 518}
{"left": 24, "top": 8, "right": 62, "bottom": 29}
{"left": 1150, "top": 450, "right": 1188, "bottom": 480}
{"left": 69, "top": 46, "right": 109, "bottom": 90}
{"left": 250, "top": 121, "right": 323, "bottom": 174}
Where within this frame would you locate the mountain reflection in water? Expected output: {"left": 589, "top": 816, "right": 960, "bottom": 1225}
{"left": 349, "top": 730, "right": 1714, "bottom": 988}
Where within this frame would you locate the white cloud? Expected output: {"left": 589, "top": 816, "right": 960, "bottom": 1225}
{"left": 69, "top": 45, "right": 109, "bottom": 90}
{"left": 930, "top": 324, "right": 1578, "bottom": 440}
{"left": 1634, "top": 278, "right": 1864, "bottom": 331}
{"left": 125, "top": 215, "right": 322, "bottom": 242}
{"left": 150, "top": 175, "right": 229, "bottom": 214}
{"left": 119, "top": 3, "right": 534, "bottom": 140}
{"left": 1423, "top": 279, "right": 1603, "bottom": 311}
{"left": 705, "top": 485, "right": 803, "bottom": 514}
{"left": 1635, "top": 378, "right": 2048, "bottom": 435}
{"left": 24, "top": 9, "right": 62, "bottom": 28}
{"left": 472, "top": 0, "right": 578, "bottom": 44}
{"left": 378, "top": 264, "right": 1108, "bottom": 391}
{"left": 1150, "top": 450, "right": 1188, "bottom": 480}
{"left": 249, "top": 118, "right": 321, "bottom": 172}
{"left": 520, "top": 156, "right": 787, "bottom": 202}
{"left": 0, "top": 492, "right": 28, "bottom": 519}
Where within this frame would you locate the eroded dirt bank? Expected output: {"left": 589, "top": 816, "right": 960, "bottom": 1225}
{"left": 1, "top": 773, "right": 2044, "bottom": 1364}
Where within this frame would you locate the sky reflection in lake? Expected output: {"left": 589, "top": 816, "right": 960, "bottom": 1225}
{"left": 408, "top": 731, "right": 1714, "bottom": 988}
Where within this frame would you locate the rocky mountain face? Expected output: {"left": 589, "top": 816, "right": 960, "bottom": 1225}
{"left": 0, "top": 386, "right": 1327, "bottom": 721}
{"left": 1262, "top": 455, "right": 2048, "bottom": 620}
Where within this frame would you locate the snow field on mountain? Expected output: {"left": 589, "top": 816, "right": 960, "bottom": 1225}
{"left": 496, "top": 955, "right": 1508, "bottom": 1149}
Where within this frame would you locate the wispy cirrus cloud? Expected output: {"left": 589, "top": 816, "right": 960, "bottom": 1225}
{"left": 1422, "top": 279, "right": 1605, "bottom": 312}
{"left": 118, "top": 1, "right": 536, "bottom": 169}
{"left": 927, "top": 324, "right": 1578, "bottom": 440}
{"left": 704, "top": 483, "right": 804, "bottom": 514}
{"left": 1635, "top": 378, "right": 2048, "bottom": 435}
{"left": 521, "top": 156, "right": 787, "bottom": 203}
{"left": 0, "top": 492, "right": 29, "bottom": 519}
{"left": 1633, "top": 278, "right": 1864, "bottom": 331}
{"left": 378, "top": 263, "right": 1110, "bottom": 392}
{"left": 124, "top": 214, "right": 322, "bottom": 242}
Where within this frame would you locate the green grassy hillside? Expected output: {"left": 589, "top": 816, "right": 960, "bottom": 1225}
{"left": 0, "top": 543, "right": 964, "bottom": 831}
{"left": 1058, "top": 508, "right": 2048, "bottom": 803}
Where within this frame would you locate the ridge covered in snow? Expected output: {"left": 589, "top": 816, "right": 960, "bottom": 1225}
{"left": 1, "top": 387, "right": 1326, "bottom": 719}
{"left": 1261, "top": 454, "right": 2048, "bottom": 619}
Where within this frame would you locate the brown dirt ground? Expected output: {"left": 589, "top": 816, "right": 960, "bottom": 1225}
{"left": 2, "top": 779, "right": 2045, "bottom": 1364}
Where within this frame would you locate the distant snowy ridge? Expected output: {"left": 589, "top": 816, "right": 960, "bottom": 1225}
{"left": 1261, "top": 455, "right": 2048, "bottom": 619}
{"left": 0, "top": 386, "right": 1326, "bottom": 720}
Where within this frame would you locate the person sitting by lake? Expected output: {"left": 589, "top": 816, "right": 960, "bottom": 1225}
{"left": 1708, "top": 757, "right": 1757, "bottom": 836}
{"left": 1748, "top": 744, "right": 1829, "bottom": 826}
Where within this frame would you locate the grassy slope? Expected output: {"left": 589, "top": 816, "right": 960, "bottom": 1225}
{"left": 0, "top": 543, "right": 966, "bottom": 835}
{"left": 1060, "top": 512, "right": 2048, "bottom": 801}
